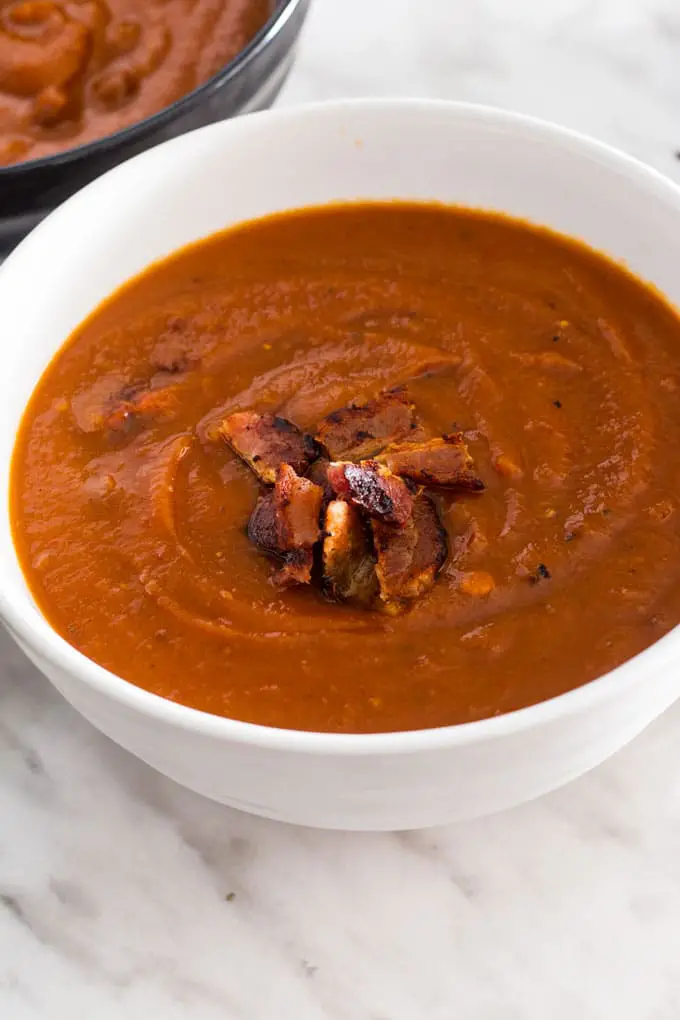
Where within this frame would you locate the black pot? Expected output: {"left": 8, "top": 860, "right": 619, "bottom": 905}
{"left": 0, "top": 0, "right": 311, "bottom": 255}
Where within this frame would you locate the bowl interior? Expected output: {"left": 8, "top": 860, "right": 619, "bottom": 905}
{"left": 2, "top": 99, "right": 680, "bottom": 679}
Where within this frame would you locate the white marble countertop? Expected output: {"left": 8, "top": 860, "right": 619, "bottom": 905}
{"left": 4, "top": 1, "right": 680, "bottom": 1016}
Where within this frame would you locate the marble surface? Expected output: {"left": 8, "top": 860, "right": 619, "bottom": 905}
{"left": 3, "top": 0, "right": 680, "bottom": 1016}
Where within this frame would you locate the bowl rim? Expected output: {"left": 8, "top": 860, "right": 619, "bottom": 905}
{"left": 0, "top": 0, "right": 306, "bottom": 178}
{"left": 3, "top": 96, "right": 680, "bottom": 755}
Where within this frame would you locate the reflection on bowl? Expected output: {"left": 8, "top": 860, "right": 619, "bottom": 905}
{"left": 0, "top": 0, "right": 311, "bottom": 254}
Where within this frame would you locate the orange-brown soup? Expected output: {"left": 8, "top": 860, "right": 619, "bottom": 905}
{"left": 0, "top": 0, "right": 270, "bottom": 166}
{"left": 11, "top": 203, "right": 680, "bottom": 732}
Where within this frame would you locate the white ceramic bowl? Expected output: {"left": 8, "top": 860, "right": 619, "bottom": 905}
{"left": 2, "top": 99, "right": 680, "bottom": 831}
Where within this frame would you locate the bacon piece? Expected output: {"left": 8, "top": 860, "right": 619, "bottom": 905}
{"left": 71, "top": 374, "right": 179, "bottom": 435}
{"left": 275, "top": 463, "right": 323, "bottom": 549}
{"left": 316, "top": 388, "right": 419, "bottom": 460}
{"left": 327, "top": 460, "right": 413, "bottom": 526}
{"left": 377, "top": 433, "right": 484, "bottom": 490}
{"left": 247, "top": 464, "right": 323, "bottom": 587}
{"left": 104, "top": 386, "right": 179, "bottom": 433}
{"left": 220, "top": 412, "right": 319, "bottom": 484}
{"left": 272, "top": 549, "right": 315, "bottom": 589}
{"left": 151, "top": 340, "right": 197, "bottom": 375}
{"left": 322, "top": 500, "right": 378, "bottom": 605}
{"left": 71, "top": 373, "right": 127, "bottom": 433}
{"left": 247, "top": 493, "right": 280, "bottom": 554}
{"left": 372, "top": 494, "right": 448, "bottom": 611}
{"left": 306, "top": 456, "right": 335, "bottom": 505}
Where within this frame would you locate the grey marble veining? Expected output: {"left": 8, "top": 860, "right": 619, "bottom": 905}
{"left": 4, "top": 0, "right": 680, "bottom": 1016}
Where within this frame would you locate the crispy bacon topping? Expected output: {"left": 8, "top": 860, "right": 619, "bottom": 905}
{"left": 322, "top": 500, "right": 378, "bottom": 604}
{"left": 316, "top": 388, "right": 419, "bottom": 460}
{"left": 377, "top": 433, "right": 484, "bottom": 490}
{"left": 236, "top": 386, "right": 486, "bottom": 607}
{"left": 272, "top": 549, "right": 315, "bottom": 589}
{"left": 305, "top": 456, "right": 335, "bottom": 505}
{"left": 71, "top": 374, "right": 180, "bottom": 435}
{"left": 104, "top": 386, "right": 179, "bottom": 433}
{"left": 220, "top": 412, "right": 319, "bottom": 484}
{"left": 247, "top": 464, "right": 323, "bottom": 587}
{"left": 151, "top": 338, "right": 198, "bottom": 375}
{"left": 247, "top": 493, "right": 279, "bottom": 554}
{"left": 275, "top": 463, "right": 323, "bottom": 550}
{"left": 372, "top": 494, "right": 448, "bottom": 611}
{"left": 327, "top": 460, "right": 414, "bottom": 526}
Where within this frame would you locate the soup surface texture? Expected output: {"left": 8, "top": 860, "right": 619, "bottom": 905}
{"left": 11, "top": 203, "right": 680, "bottom": 733}
{"left": 0, "top": 0, "right": 270, "bottom": 166}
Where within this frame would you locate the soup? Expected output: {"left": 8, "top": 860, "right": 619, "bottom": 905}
{"left": 0, "top": 0, "right": 270, "bottom": 166}
{"left": 11, "top": 203, "right": 680, "bottom": 732}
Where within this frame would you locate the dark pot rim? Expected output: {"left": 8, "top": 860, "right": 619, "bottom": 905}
{"left": 0, "top": 0, "right": 305, "bottom": 178}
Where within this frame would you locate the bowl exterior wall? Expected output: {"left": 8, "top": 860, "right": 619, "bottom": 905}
{"left": 8, "top": 626, "right": 679, "bottom": 829}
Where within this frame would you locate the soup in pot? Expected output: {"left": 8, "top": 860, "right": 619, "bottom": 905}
{"left": 0, "top": 0, "right": 270, "bottom": 165}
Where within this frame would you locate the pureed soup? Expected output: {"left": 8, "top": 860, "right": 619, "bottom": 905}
{"left": 0, "top": 0, "right": 270, "bottom": 166}
{"left": 11, "top": 203, "right": 680, "bottom": 733}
